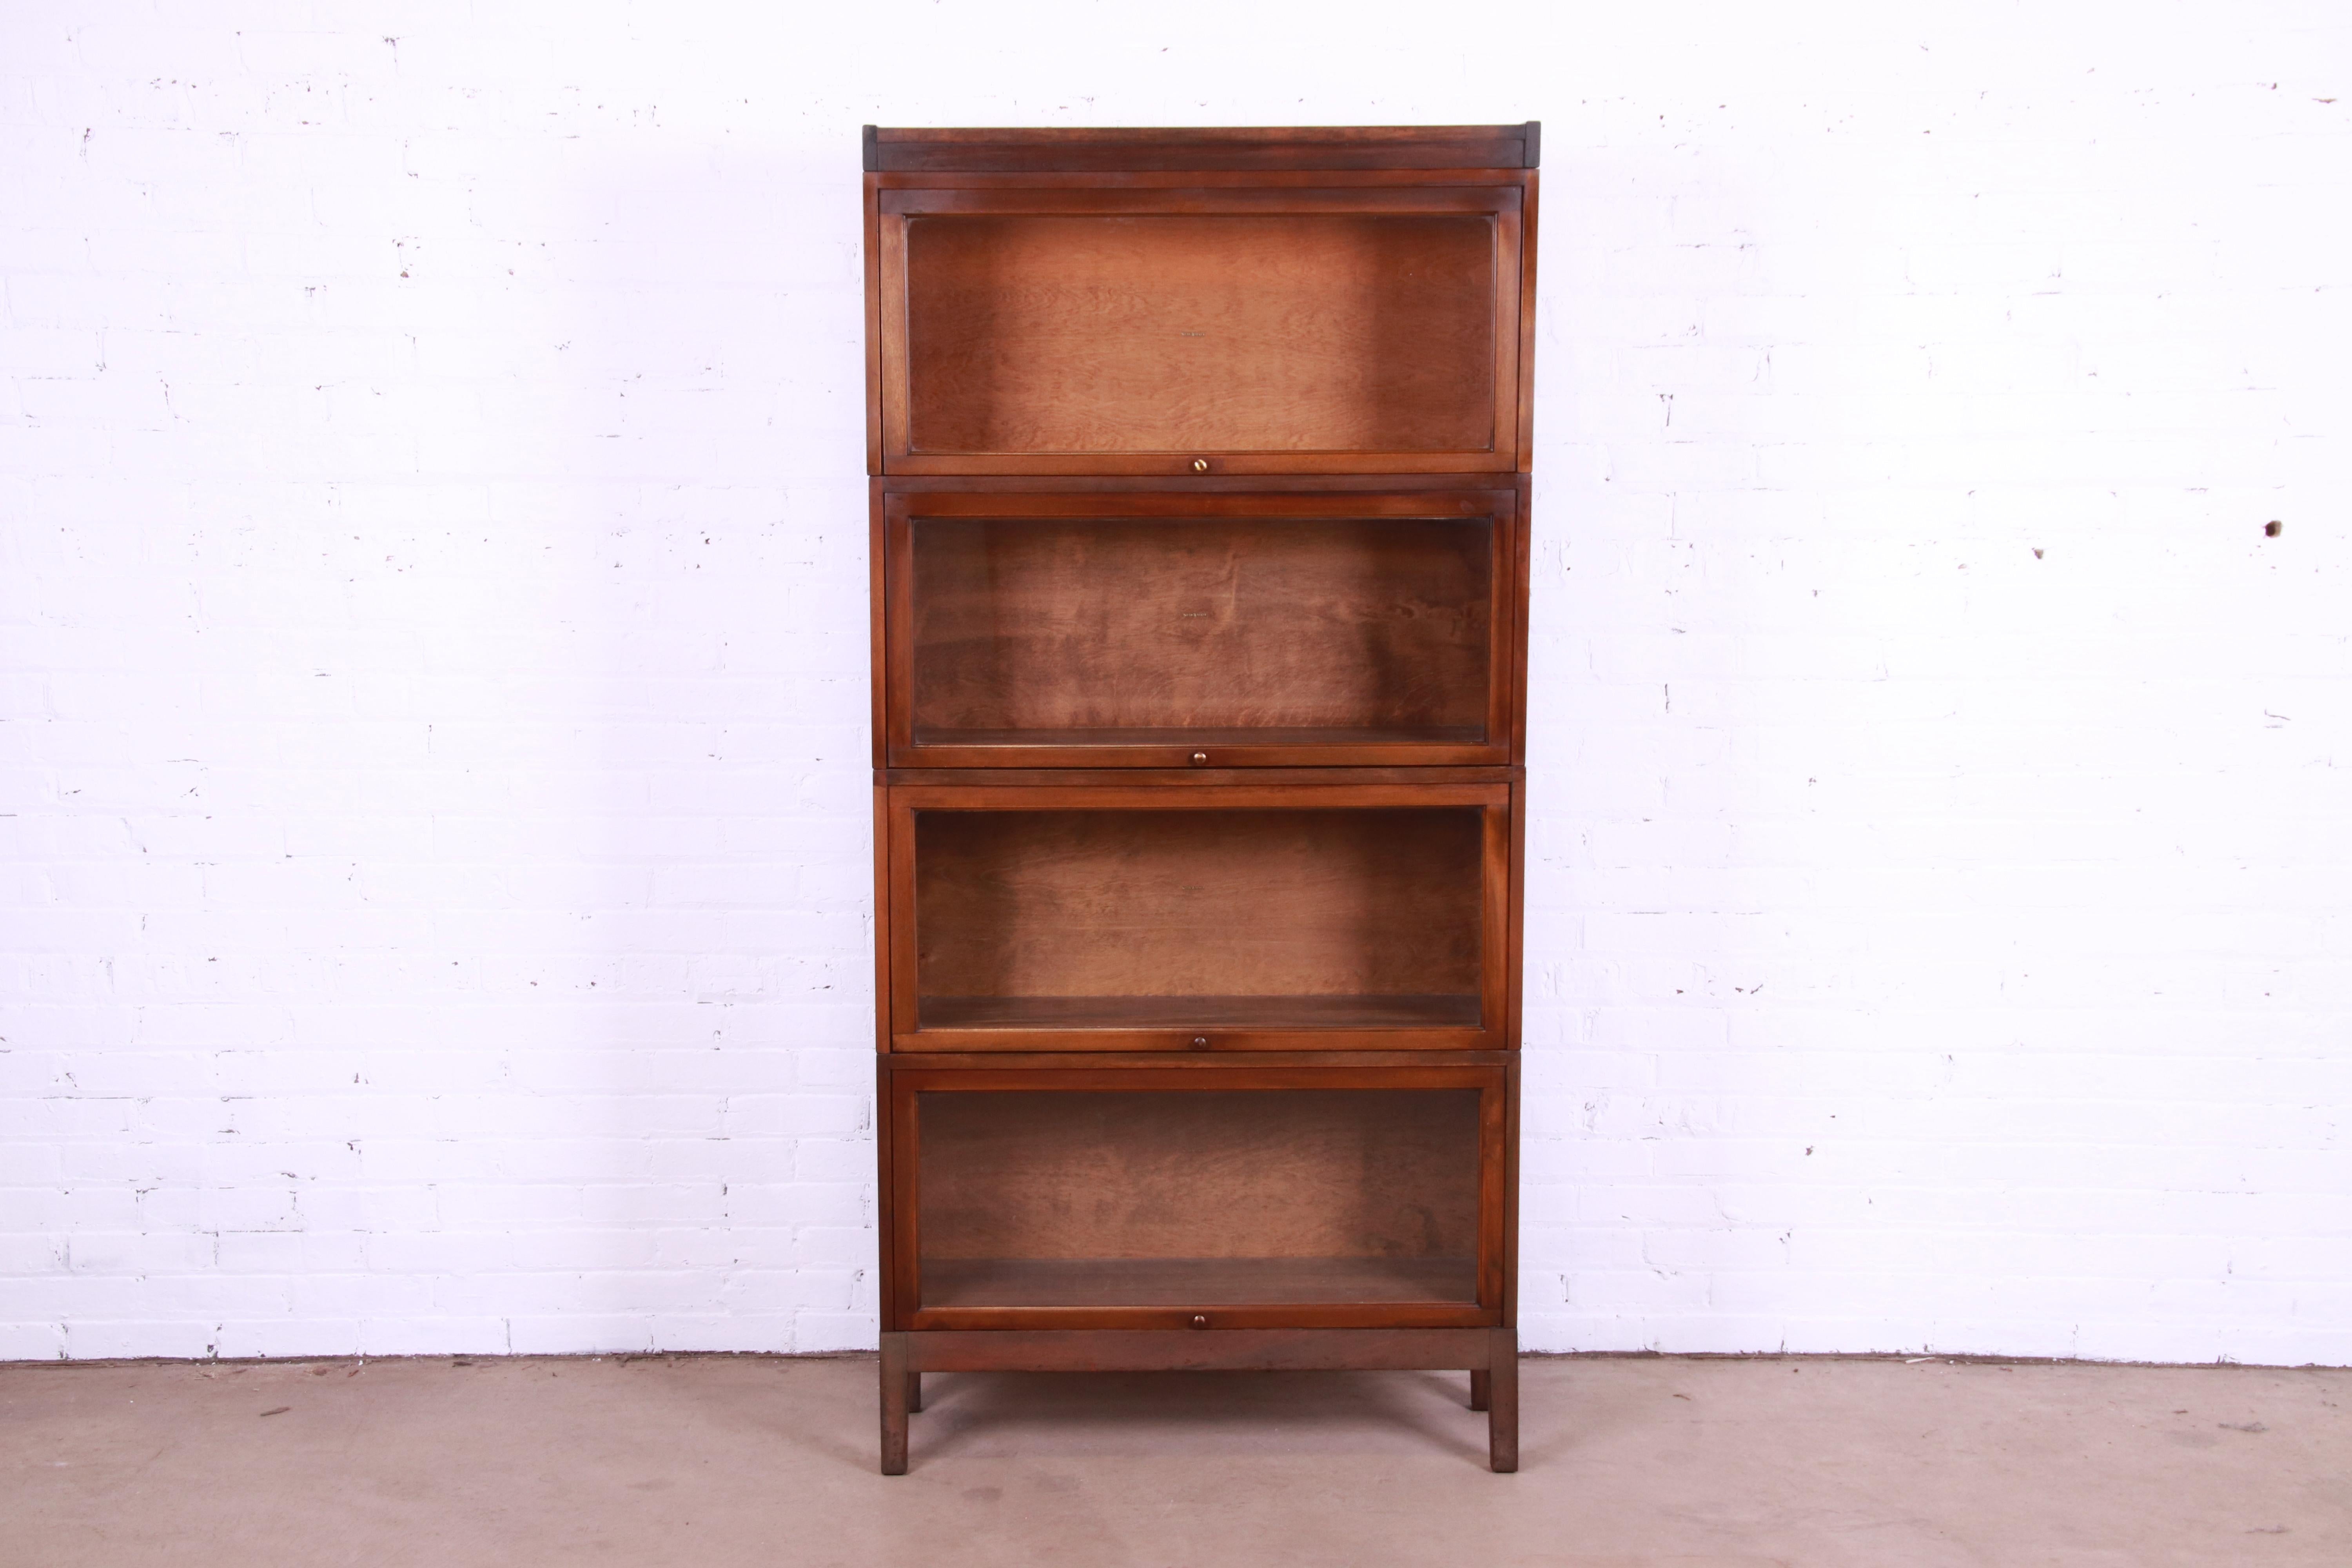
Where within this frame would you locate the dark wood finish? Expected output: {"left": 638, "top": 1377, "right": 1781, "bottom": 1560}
{"left": 885, "top": 1049, "right": 1515, "bottom": 1072}
{"left": 1506, "top": 1055, "right": 1524, "bottom": 1258}
{"left": 1515, "top": 180, "right": 1539, "bottom": 475}
{"left": 1488, "top": 1326, "right": 1519, "bottom": 1472}
{"left": 864, "top": 188, "right": 886, "bottom": 475}
{"left": 900, "top": 1325, "right": 1503, "bottom": 1372}
{"left": 882, "top": 473, "right": 1519, "bottom": 492}
{"left": 882, "top": 766, "right": 1523, "bottom": 787}
{"left": 867, "top": 123, "right": 1540, "bottom": 174}
{"left": 1507, "top": 776, "right": 1528, "bottom": 1045}
{"left": 914, "top": 730, "right": 1492, "bottom": 766}
{"left": 865, "top": 125, "right": 1526, "bottom": 1474}
{"left": 874, "top": 1054, "right": 895, "bottom": 1327}
{"left": 888, "top": 1065, "right": 1506, "bottom": 1334}
{"left": 879, "top": 1332, "right": 908, "bottom": 1475}
{"left": 1509, "top": 475, "right": 1534, "bottom": 762}
{"left": 882, "top": 486, "right": 1521, "bottom": 768}
{"left": 1503, "top": 1056, "right": 1522, "bottom": 1341}
{"left": 868, "top": 486, "right": 889, "bottom": 768}
{"left": 914, "top": 1300, "right": 1489, "bottom": 1334}
{"left": 871, "top": 169, "right": 1536, "bottom": 194}
{"left": 884, "top": 1325, "right": 1515, "bottom": 1472}
{"left": 871, "top": 182, "right": 1527, "bottom": 475}
{"left": 870, "top": 786, "right": 893, "bottom": 1054}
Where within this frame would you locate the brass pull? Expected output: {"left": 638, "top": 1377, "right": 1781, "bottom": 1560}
{"left": 1190, "top": 1314, "right": 1209, "bottom": 1329}
{"left": 1191, "top": 1036, "right": 1210, "bottom": 1049}
{"left": 1192, "top": 458, "right": 1209, "bottom": 472}
{"left": 1190, "top": 751, "right": 1209, "bottom": 766}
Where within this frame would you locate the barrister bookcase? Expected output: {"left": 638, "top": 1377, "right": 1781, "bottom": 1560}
{"left": 864, "top": 123, "right": 1537, "bottom": 1473}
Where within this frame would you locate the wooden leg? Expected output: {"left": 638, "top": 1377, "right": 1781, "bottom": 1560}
{"left": 907, "top": 1370, "right": 923, "bottom": 1413}
{"left": 1469, "top": 1368, "right": 1491, "bottom": 1411}
{"left": 1486, "top": 1327, "right": 1518, "bottom": 1473}
{"left": 880, "top": 1333, "right": 909, "bottom": 1475}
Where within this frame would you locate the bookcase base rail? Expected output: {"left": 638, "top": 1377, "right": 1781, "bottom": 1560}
{"left": 878, "top": 1326, "right": 1518, "bottom": 1474}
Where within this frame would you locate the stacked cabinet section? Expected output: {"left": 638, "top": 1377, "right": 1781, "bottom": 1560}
{"left": 896, "top": 1067, "right": 1505, "bottom": 1327}
{"left": 887, "top": 784, "right": 1510, "bottom": 1049}
{"left": 866, "top": 123, "right": 1535, "bottom": 1475}
{"left": 873, "top": 186, "right": 1526, "bottom": 474}
{"left": 882, "top": 488, "right": 1525, "bottom": 768}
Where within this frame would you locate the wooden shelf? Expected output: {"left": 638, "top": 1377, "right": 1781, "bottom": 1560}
{"left": 918, "top": 994, "right": 1480, "bottom": 1031}
{"left": 921, "top": 1256, "right": 1479, "bottom": 1309}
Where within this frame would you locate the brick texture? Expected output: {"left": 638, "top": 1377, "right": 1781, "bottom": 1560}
{"left": 2, "top": 2, "right": 2347, "bottom": 1363}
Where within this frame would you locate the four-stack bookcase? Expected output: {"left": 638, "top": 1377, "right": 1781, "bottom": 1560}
{"left": 863, "top": 122, "right": 1537, "bottom": 1472}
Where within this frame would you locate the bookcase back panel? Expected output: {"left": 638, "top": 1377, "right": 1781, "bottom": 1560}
{"left": 918, "top": 1088, "right": 1480, "bottom": 1268}
{"left": 913, "top": 806, "right": 1483, "bottom": 1011}
{"left": 910, "top": 515, "right": 1491, "bottom": 737}
{"left": 901, "top": 214, "right": 1497, "bottom": 458}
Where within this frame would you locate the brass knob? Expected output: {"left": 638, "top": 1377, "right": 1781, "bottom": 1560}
{"left": 1191, "top": 1314, "right": 1209, "bottom": 1329}
{"left": 1191, "top": 1036, "right": 1210, "bottom": 1049}
{"left": 1192, "top": 458, "right": 1209, "bottom": 472}
{"left": 1190, "top": 751, "right": 1209, "bottom": 766}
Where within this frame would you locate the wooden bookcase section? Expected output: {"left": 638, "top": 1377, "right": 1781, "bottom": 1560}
{"left": 889, "top": 785, "right": 1509, "bottom": 1050}
{"left": 882, "top": 486, "right": 1526, "bottom": 768}
{"left": 876, "top": 189, "right": 1526, "bottom": 474}
{"left": 899, "top": 1069, "right": 1504, "bottom": 1329}
{"left": 867, "top": 124, "right": 1534, "bottom": 1475}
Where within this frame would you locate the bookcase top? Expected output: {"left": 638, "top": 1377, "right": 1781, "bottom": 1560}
{"left": 864, "top": 123, "right": 1539, "bottom": 174}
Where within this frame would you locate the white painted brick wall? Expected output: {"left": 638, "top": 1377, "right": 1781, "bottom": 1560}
{"left": 3, "top": 0, "right": 2347, "bottom": 1363}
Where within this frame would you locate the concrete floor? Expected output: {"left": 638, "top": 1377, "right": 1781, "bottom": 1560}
{"left": 3, "top": 1355, "right": 2347, "bottom": 1567}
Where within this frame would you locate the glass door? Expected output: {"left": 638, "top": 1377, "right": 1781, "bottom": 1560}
{"left": 892, "top": 1066, "right": 1507, "bottom": 1330}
